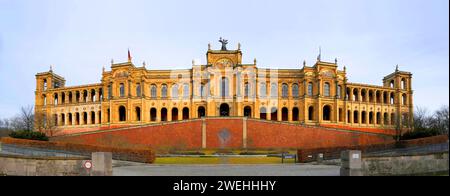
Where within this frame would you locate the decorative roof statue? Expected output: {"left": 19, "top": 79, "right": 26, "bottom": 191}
{"left": 102, "top": 66, "right": 105, "bottom": 73}
{"left": 143, "top": 61, "right": 146, "bottom": 68}
{"left": 219, "top": 37, "right": 228, "bottom": 51}
{"left": 303, "top": 60, "right": 306, "bottom": 68}
{"left": 317, "top": 47, "right": 322, "bottom": 61}
{"left": 49, "top": 65, "right": 53, "bottom": 72}
{"left": 335, "top": 58, "right": 338, "bottom": 64}
{"left": 238, "top": 42, "right": 241, "bottom": 50}
{"left": 111, "top": 59, "right": 114, "bottom": 64}
{"left": 208, "top": 43, "right": 211, "bottom": 50}
{"left": 396, "top": 64, "right": 399, "bottom": 72}
{"left": 254, "top": 58, "right": 257, "bottom": 65}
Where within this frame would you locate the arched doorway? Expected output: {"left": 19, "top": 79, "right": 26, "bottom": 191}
{"left": 244, "top": 106, "right": 252, "bottom": 118}
{"left": 260, "top": 107, "right": 267, "bottom": 120}
{"left": 271, "top": 107, "right": 278, "bottom": 121}
{"left": 172, "top": 108, "right": 179, "bottom": 121}
{"left": 292, "top": 107, "right": 299, "bottom": 121}
{"left": 323, "top": 105, "right": 331, "bottom": 121}
{"left": 119, "top": 106, "right": 126, "bottom": 122}
{"left": 150, "top": 108, "right": 157, "bottom": 122}
{"left": 135, "top": 107, "right": 141, "bottom": 121}
{"left": 220, "top": 104, "right": 230, "bottom": 117}
{"left": 282, "top": 108, "right": 288, "bottom": 121}
{"left": 198, "top": 106, "right": 206, "bottom": 118}
{"left": 161, "top": 108, "right": 168, "bottom": 122}
{"left": 308, "top": 106, "right": 314, "bottom": 121}
{"left": 183, "top": 108, "right": 189, "bottom": 120}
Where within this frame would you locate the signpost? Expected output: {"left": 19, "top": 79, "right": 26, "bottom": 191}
{"left": 83, "top": 160, "right": 93, "bottom": 175}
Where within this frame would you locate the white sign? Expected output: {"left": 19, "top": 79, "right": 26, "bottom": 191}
{"left": 83, "top": 161, "right": 93, "bottom": 169}
{"left": 352, "top": 154, "right": 360, "bottom": 159}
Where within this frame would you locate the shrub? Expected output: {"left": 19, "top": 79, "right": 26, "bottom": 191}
{"left": 400, "top": 129, "right": 440, "bottom": 140}
{"left": 9, "top": 130, "right": 49, "bottom": 141}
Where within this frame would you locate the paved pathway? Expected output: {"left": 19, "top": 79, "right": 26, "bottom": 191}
{"left": 112, "top": 161, "right": 340, "bottom": 176}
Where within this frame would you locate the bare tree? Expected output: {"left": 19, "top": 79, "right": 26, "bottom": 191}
{"left": 34, "top": 111, "right": 57, "bottom": 136}
{"left": 414, "top": 106, "right": 432, "bottom": 130}
{"left": 20, "top": 105, "right": 34, "bottom": 131}
{"left": 432, "top": 106, "right": 449, "bottom": 135}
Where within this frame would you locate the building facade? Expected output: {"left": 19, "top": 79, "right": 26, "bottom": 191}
{"left": 35, "top": 41, "right": 414, "bottom": 132}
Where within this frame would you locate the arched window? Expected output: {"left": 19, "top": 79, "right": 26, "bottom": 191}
{"left": 135, "top": 107, "right": 141, "bottom": 121}
{"left": 337, "top": 85, "right": 342, "bottom": 99}
{"left": 292, "top": 84, "right": 299, "bottom": 98}
{"left": 200, "top": 83, "right": 207, "bottom": 98}
{"left": 119, "top": 106, "right": 126, "bottom": 122}
{"left": 161, "top": 84, "right": 168, "bottom": 98}
{"left": 307, "top": 82, "right": 313, "bottom": 96}
{"left": 136, "top": 84, "right": 141, "bottom": 97}
{"left": 61, "top": 92, "right": 66, "bottom": 104}
{"left": 90, "top": 89, "right": 96, "bottom": 102}
{"left": 353, "top": 89, "right": 359, "bottom": 101}
{"left": 324, "top": 83, "right": 331, "bottom": 97}
{"left": 401, "top": 79, "right": 406, "bottom": 89}
{"left": 244, "top": 83, "right": 250, "bottom": 97}
{"left": 362, "top": 89, "right": 368, "bottom": 102}
{"left": 361, "top": 111, "right": 367, "bottom": 124}
{"left": 183, "top": 84, "right": 189, "bottom": 98}
{"left": 390, "top": 92, "right": 395, "bottom": 105}
{"left": 390, "top": 80, "right": 395, "bottom": 88}
{"left": 402, "top": 94, "right": 407, "bottom": 105}
{"left": 68, "top": 92, "right": 73, "bottom": 103}
{"left": 271, "top": 83, "right": 278, "bottom": 97}
{"left": 308, "top": 106, "right": 314, "bottom": 121}
{"left": 221, "top": 78, "right": 229, "bottom": 98}
{"left": 83, "top": 90, "right": 88, "bottom": 103}
{"left": 108, "top": 84, "right": 112, "bottom": 99}
{"left": 119, "top": 83, "right": 125, "bottom": 97}
{"left": 91, "top": 111, "right": 95, "bottom": 124}
{"left": 323, "top": 105, "right": 331, "bottom": 121}
{"left": 54, "top": 93, "right": 58, "bottom": 106}
{"left": 260, "top": 83, "right": 267, "bottom": 98}
{"left": 282, "top": 84, "right": 288, "bottom": 98}
{"left": 172, "top": 84, "right": 179, "bottom": 98}
{"left": 151, "top": 85, "right": 157, "bottom": 98}
{"left": 43, "top": 79, "right": 47, "bottom": 91}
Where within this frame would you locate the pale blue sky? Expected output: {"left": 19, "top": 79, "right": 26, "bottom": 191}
{"left": 0, "top": 0, "right": 448, "bottom": 119}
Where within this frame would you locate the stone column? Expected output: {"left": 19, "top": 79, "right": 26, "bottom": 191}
{"left": 340, "top": 150, "right": 362, "bottom": 176}
{"left": 91, "top": 152, "right": 113, "bottom": 176}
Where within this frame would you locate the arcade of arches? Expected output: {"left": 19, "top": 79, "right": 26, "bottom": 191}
{"left": 35, "top": 43, "right": 414, "bottom": 132}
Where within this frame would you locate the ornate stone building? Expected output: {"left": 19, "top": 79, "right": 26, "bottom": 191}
{"left": 35, "top": 41, "right": 414, "bottom": 132}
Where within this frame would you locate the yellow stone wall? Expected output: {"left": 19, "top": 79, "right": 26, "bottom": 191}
{"left": 34, "top": 47, "right": 414, "bottom": 130}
